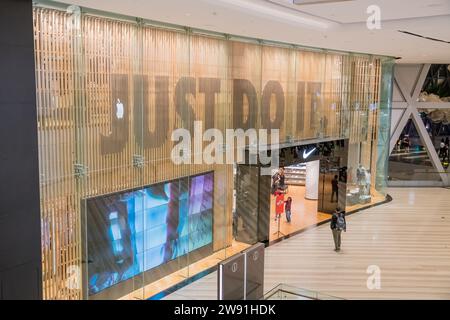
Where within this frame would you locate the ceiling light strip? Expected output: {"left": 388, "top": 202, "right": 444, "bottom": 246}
{"left": 32, "top": 0, "right": 395, "bottom": 60}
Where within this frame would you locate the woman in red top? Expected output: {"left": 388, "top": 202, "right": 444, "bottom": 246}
{"left": 274, "top": 190, "right": 285, "bottom": 221}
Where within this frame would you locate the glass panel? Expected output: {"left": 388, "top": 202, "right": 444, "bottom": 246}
{"left": 420, "top": 67, "right": 450, "bottom": 184}
{"left": 375, "top": 58, "right": 394, "bottom": 196}
{"left": 419, "top": 108, "right": 450, "bottom": 170}
{"left": 140, "top": 26, "right": 192, "bottom": 298}
{"left": 235, "top": 164, "right": 260, "bottom": 243}
{"left": 32, "top": 3, "right": 392, "bottom": 300}
{"left": 230, "top": 40, "right": 262, "bottom": 250}
{"left": 79, "top": 14, "right": 146, "bottom": 300}
{"left": 389, "top": 117, "right": 442, "bottom": 181}
{"left": 420, "top": 64, "right": 450, "bottom": 100}
{"left": 34, "top": 7, "right": 82, "bottom": 300}
{"left": 295, "top": 51, "right": 327, "bottom": 140}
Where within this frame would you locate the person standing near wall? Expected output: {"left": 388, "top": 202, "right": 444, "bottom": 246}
{"left": 331, "top": 175, "right": 339, "bottom": 202}
{"left": 271, "top": 171, "right": 280, "bottom": 195}
{"left": 444, "top": 137, "right": 450, "bottom": 164}
{"left": 284, "top": 197, "right": 292, "bottom": 223}
{"left": 278, "top": 167, "right": 286, "bottom": 191}
{"left": 330, "top": 208, "right": 346, "bottom": 252}
{"left": 439, "top": 139, "right": 446, "bottom": 161}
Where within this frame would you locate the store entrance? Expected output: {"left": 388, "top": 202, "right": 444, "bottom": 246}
{"left": 270, "top": 160, "right": 330, "bottom": 241}
{"left": 234, "top": 139, "right": 349, "bottom": 244}
{"left": 271, "top": 139, "right": 349, "bottom": 241}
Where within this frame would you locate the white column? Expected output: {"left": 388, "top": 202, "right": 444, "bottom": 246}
{"left": 305, "top": 160, "right": 320, "bottom": 200}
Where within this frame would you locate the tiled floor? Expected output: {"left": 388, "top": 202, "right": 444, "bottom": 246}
{"left": 120, "top": 240, "right": 250, "bottom": 300}
{"left": 269, "top": 185, "right": 330, "bottom": 241}
{"left": 164, "top": 188, "right": 450, "bottom": 300}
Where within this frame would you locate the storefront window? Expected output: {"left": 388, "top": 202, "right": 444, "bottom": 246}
{"left": 375, "top": 58, "right": 395, "bottom": 196}
{"left": 33, "top": 2, "right": 393, "bottom": 300}
{"left": 389, "top": 117, "right": 442, "bottom": 182}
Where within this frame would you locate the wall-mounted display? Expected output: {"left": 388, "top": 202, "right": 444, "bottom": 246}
{"left": 86, "top": 172, "right": 214, "bottom": 296}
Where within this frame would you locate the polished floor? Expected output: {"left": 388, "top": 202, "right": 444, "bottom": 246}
{"left": 164, "top": 188, "right": 450, "bottom": 300}
{"left": 120, "top": 240, "right": 250, "bottom": 300}
{"left": 269, "top": 185, "right": 329, "bottom": 241}
{"left": 345, "top": 187, "right": 387, "bottom": 213}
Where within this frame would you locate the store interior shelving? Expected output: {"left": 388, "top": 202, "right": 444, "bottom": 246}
{"left": 284, "top": 163, "right": 306, "bottom": 186}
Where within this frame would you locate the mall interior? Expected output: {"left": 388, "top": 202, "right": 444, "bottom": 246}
{"left": 1, "top": 0, "right": 450, "bottom": 300}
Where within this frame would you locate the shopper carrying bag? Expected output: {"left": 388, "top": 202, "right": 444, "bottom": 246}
{"left": 330, "top": 208, "right": 346, "bottom": 251}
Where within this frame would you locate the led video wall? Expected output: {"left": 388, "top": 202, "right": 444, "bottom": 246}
{"left": 86, "top": 172, "right": 214, "bottom": 296}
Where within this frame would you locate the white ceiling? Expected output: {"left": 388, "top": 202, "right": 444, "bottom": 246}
{"left": 272, "top": 0, "right": 450, "bottom": 23}
{"left": 56, "top": 0, "right": 450, "bottom": 63}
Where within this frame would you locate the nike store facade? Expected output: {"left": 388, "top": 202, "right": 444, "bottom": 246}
{"left": 32, "top": 1, "right": 394, "bottom": 300}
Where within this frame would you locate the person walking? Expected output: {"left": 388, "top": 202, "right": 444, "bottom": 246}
{"left": 330, "top": 208, "right": 346, "bottom": 251}
{"left": 439, "top": 139, "right": 446, "bottom": 161}
{"left": 444, "top": 137, "right": 450, "bottom": 163}
{"left": 404, "top": 135, "right": 410, "bottom": 153}
{"left": 271, "top": 171, "right": 280, "bottom": 195}
{"left": 278, "top": 167, "right": 286, "bottom": 191}
{"left": 331, "top": 174, "right": 339, "bottom": 202}
{"left": 284, "top": 197, "right": 292, "bottom": 223}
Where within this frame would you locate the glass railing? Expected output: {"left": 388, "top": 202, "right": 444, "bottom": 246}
{"left": 263, "top": 284, "right": 342, "bottom": 300}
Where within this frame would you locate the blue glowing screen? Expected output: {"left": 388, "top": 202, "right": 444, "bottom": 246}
{"left": 86, "top": 172, "right": 213, "bottom": 295}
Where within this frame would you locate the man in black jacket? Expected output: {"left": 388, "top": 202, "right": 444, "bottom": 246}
{"left": 330, "top": 208, "right": 346, "bottom": 252}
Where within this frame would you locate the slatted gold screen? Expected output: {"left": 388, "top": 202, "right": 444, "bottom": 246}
{"left": 33, "top": 6, "right": 386, "bottom": 300}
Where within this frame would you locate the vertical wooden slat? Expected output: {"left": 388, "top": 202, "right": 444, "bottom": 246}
{"left": 33, "top": 6, "right": 385, "bottom": 300}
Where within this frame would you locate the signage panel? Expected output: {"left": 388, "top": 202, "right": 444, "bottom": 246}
{"left": 217, "top": 253, "right": 245, "bottom": 300}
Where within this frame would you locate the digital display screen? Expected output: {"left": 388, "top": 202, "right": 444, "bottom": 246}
{"left": 86, "top": 172, "right": 214, "bottom": 296}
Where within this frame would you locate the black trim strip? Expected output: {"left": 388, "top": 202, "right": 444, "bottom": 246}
{"left": 147, "top": 267, "right": 217, "bottom": 300}
{"left": 398, "top": 30, "right": 450, "bottom": 44}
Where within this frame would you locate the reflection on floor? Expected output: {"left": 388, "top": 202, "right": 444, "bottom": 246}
{"left": 344, "top": 187, "right": 386, "bottom": 213}
{"left": 120, "top": 186, "right": 386, "bottom": 300}
{"left": 164, "top": 188, "right": 450, "bottom": 300}
{"left": 269, "top": 185, "right": 329, "bottom": 242}
{"left": 389, "top": 148, "right": 442, "bottom": 181}
{"left": 119, "top": 240, "right": 250, "bottom": 300}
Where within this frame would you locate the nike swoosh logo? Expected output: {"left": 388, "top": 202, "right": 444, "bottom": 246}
{"left": 303, "top": 147, "right": 316, "bottom": 159}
